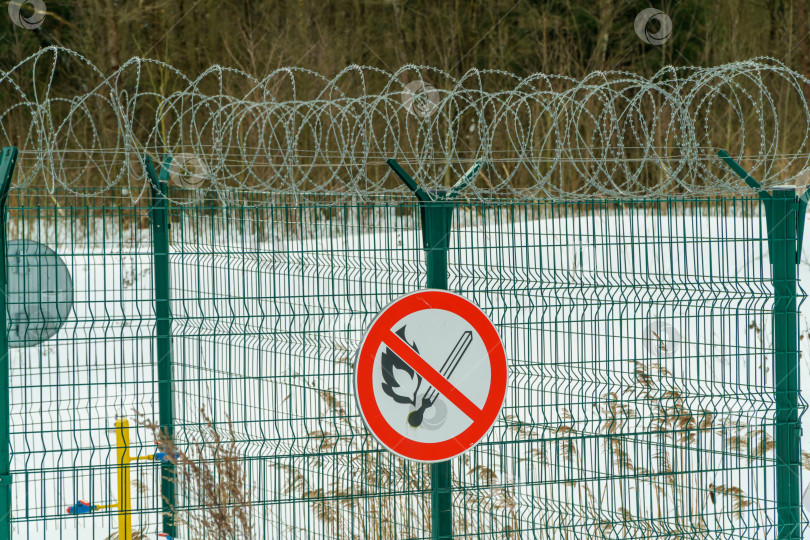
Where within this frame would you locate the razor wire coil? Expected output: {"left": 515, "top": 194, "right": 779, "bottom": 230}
{"left": 2, "top": 47, "right": 809, "bottom": 203}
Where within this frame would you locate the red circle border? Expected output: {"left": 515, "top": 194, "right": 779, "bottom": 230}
{"left": 354, "top": 290, "right": 507, "bottom": 462}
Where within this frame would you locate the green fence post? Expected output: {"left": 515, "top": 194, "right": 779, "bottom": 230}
{"left": 718, "top": 152, "right": 803, "bottom": 539}
{"left": 386, "top": 159, "right": 482, "bottom": 540}
{"left": 144, "top": 154, "right": 176, "bottom": 537}
{"left": 769, "top": 188, "right": 802, "bottom": 540}
{"left": 0, "top": 147, "right": 17, "bottom": 540}
{"left": 425, "top": 199, "right": 452, "bottom": 540}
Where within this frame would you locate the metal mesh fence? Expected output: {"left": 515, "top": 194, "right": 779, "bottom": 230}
{"left": 3, "top": 188, "right": 800, "bottom": 539}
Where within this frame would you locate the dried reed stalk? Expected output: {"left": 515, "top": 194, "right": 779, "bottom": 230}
{"left": 140, "top": 408, "right": 254, "bottom": 539}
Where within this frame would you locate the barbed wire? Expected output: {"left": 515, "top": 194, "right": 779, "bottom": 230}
{"left": 1, "top": 46, "right": 809, "bottom": 203}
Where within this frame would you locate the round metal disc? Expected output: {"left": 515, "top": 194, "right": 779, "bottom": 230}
{"left": 6, "top": 240, "right": 74, "bottom": 347}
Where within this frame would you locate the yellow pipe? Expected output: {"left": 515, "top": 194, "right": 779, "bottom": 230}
{"left": 114, "top": 418, "right": 132, "bottom": 540}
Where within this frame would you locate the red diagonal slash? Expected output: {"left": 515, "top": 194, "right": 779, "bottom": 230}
{"left": 384, "top": 329, "right": 482, "bottom": 420}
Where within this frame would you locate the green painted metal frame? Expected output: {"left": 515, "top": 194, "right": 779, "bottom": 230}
{"left": 0, "top": 147, "right": 17, "bottom": 540}
{"left": 144, "top": 154, "right": 177, "bottom": 538}
{"left": 386, "top": 158, "right": 481, "bottom": 540}
{"left": 719, "top": 150, "right": 804, "bottom": 540}
{"left": 0, "top": 150, "right": 800, "bottom": 537}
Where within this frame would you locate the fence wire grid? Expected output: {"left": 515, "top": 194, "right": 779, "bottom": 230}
{"left": 3, "top": 185, "right": 800, "bottom": 539}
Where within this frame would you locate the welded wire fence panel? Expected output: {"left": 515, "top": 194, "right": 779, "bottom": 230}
{"left": 3, "top": 190, "right": 797, "bottom": 539}
{"left": 6, "top": 191, "right": 162, "bottom": 539}
{"left": 449, "top": 199, "right": 778, "bottom": 538}
{"left": 168, "top": 193, "right": 430, "bottom": 539}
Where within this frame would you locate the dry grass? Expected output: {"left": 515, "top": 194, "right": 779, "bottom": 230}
{"left": 139, "top": 408, "right": 254, "bottom": 540}
{"left": 104, "top": 532, "right": 149, "bottom": 540}
{"left": 276, "top": 334, "right": 778, "bottom": 538}
{"left": 270, "top": 388, "right": 520, "bottom": 539}
{"left": 143, "top": 314, "right": 791, "bottom": 538}
{"left": 497, "top": 321, "right": 778, "bottom": 539}
{"left": 271, "top": 390, "right": 431, "bottom": 539}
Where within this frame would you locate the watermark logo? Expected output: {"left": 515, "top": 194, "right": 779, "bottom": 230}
{"left": 408, "top": 397, "right": 448, "bottom": 431}
{"left": 8, "top": 0, "right": 46, "bottom": 30}
{"left": 645, "top": 320, "right": 680, "bottom": 358}
{"left": 402, "top": 80, "right": 440, "bottom": 118}
{"left": 568, "top": 244, "right": 589, "bottom": 277}
{"left": 126, "top": 155, "right": 144, "bottom": 181}
{"left": 634, "top": 8, "right": 672, "bottom": 46}
{"left": 169, "top": 153, "right": 208, "bottom": 189}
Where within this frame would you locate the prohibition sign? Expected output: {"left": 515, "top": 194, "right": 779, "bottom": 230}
{"left": 354, "top": 289, "right": 507, "bottom": 462}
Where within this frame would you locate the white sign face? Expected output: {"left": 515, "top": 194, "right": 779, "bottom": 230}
{"left": 354, "top": 290, "right": 507, "bottom": 462}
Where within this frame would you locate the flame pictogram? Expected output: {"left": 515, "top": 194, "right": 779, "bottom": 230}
{"left": 380, "top": 326, "right": 423, "bottom": 405}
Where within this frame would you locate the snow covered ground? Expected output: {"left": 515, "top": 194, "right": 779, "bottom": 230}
{"left": 5, "top": 200, "right": 808, "bottom": 539}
